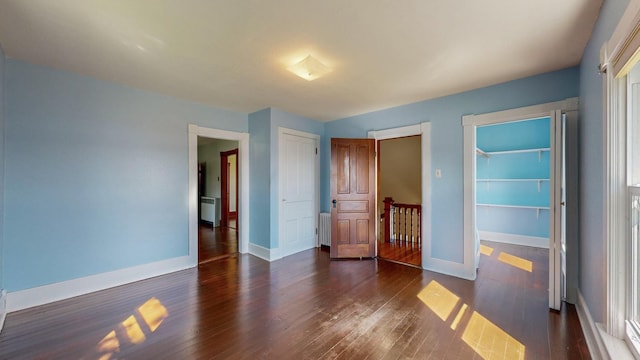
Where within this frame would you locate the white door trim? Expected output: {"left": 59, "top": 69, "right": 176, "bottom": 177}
{"left": 462, "top": 98, "right": 578, "bottom": 303}
{"left": 277, "top": 127, "right": 320, "bottom": 257}
{"left": 367, "top": 123, "right": 436, "bottom": 274}
{"left": 188, "top": 124, "right": 250, "bottom": 262}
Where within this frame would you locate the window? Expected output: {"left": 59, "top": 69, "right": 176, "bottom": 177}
{"left": 628, "top": 63, "right": 640, "bottom": 357}
{"left": 602, "top": 1, "right": 640, "bottom": 356}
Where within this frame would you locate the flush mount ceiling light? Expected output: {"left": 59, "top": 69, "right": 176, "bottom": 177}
{"left": 287, "top": 55, "right": 331, "bottom": 81}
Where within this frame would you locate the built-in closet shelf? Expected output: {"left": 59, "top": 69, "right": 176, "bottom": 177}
{"left": 476, "top": 203, "right": 550, "bottom": 219}
{"left": 476, "top": 178, "right": 549, "bottom": 182}
{"left": 476, "top": 147, "right": 550, "bottom": 162}
{"left": 477, "top": 178, "right": 549, "bottom": 192}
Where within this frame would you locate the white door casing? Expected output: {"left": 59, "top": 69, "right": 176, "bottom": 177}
{"left": 278, "top": 128, "right": 319, "bottom": 258}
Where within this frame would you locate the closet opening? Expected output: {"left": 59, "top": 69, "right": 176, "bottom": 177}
{"left": 475, "top": 117, "right": 551, "bottom": 302}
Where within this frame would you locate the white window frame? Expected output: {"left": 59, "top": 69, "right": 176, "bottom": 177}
{"left": 601, "top": 0, "right": 640, "bottom": 356}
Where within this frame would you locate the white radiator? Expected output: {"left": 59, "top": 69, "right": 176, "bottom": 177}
{"left": 319, "top": 213, "right": 331, "bottom": 246}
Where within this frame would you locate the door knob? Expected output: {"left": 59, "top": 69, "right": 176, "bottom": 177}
{"left": 332, "top": 199, "right": 337, "bottom": 208}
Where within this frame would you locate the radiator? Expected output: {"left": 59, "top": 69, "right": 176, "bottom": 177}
{"left": 319, "top": 213, "right": 331, "bottom": 246}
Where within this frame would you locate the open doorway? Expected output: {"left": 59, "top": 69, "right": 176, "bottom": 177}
{"left": 220, "top": 149, "right": 238, "bottom": 229}
{"left": 197, "top": 137, "right": 239, "bottom": 264}
{"left": 377, "top": 135, "right": 422, "bottom": 267}
{"left": 463, "top": 99, "right": 578, "bottom": 310}
{"left": 475, "top": 117, "right": 551, "bottom": 309}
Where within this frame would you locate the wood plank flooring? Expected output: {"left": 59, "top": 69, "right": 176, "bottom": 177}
{"left": 378, "top": 240, "right": 421, "bottom": 267}
{"left": 0, "top": 241, "right": 589, "bottom": 359}
{"left": 198, "top": 223, "right": 238, "bottom": 264}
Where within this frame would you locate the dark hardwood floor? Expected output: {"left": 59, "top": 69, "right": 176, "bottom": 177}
{"left": 198, "top": 222, "right": 238, "bottom": 264}
{"left": 378, "top": 240, "right": 421, "bottom": 267}
{"left": 0, "top": 241, "right": 589, "bottom": 359}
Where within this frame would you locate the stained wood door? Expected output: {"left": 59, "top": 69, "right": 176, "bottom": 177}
{"left": 330, "top": 138, "right": 376, "bottom": 258}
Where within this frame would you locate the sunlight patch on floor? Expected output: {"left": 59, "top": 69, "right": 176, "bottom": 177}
{"left": 480, "top": 244, "right": 494, "bottom": 256}
{"left": 417, "top": 280, "right": 460, "bottom": 321}
{"left": 497, "top": 252, "right": 533, "bottom": 272}
{"left": 89, "top": 297, "right": 169, "bottom": 360}
{"left": 418, "top": 281, "right": 526, "bottom": 359}
{"left": 462, "top": 311, "right": 525, "bottom": 360}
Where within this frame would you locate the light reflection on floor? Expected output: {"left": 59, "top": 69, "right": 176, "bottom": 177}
{"left": 497, "top": 252, "right": 533, "bottom": 272}
{"left": 416, "top": 280, "right": 460, "bottom": 321}
{"left": 480, "top": 244, "right": 494, "bottom": 256}
{"left": 462, "top": 311, "right": 525, "bottom": 360}
{"left": 88, "top": 297, "right": 169, "bottom": 360}
{"left": 417, "top": 280, "right": 525, "bottom": 360}
{"left": 480, "top": 243, "right": 534, "bottom": 273}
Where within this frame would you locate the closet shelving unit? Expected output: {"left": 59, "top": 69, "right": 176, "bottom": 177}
{"left": 476, "top": 147, "right": 550, "bottom": 219}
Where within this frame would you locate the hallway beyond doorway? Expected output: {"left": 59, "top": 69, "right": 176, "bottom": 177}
{"left": 198, "top": 223, "right": 238, "bottom": 264}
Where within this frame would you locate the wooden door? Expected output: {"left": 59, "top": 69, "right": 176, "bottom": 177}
{"left": 220, "top": 148, "right": 238, "bottom": 228}
{"left": 330, "top": 138, "right": 376, "bottom": 258}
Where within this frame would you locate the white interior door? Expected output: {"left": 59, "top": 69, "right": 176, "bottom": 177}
{"left": 279, "top": 130, "right": 318, "bottom": 258}
{"left": 549, "top": 109, "right": 566, "bottom": 310}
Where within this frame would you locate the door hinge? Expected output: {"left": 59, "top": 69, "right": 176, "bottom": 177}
{"left": 316, "top": 227, "right": 318, "bottom": 234}
{"left": 316, "top": 147, "right": 318, "bottom": 155}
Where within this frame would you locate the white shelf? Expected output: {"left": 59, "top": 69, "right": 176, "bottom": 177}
{"left": 477, "top": 203, "right": 549, "bottom": 210}
{"left": 476, "top": 178, "right": 549, "bottom": 182}
{"left": 477, "top": 178, "right": 549, "bottom": 191}
{"left": 476, "top": 203, "right": 549, "bottom": 219}
{"left": 484, "top": 147, "right": 550, "bottom": 155}
{"left": 476, "top": 147, "right": 550, "bottom": 162}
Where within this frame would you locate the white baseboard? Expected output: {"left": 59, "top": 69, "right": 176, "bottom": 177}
{"left": 478, "top": 231, "right": 548, "bottom": 249}
{"left": 7, "top": 255, "right": 195, "bottom": 313}
{"left": 0, "top": 289, "right": 6, "bottom": 334}
{"left": 248, "top": 243, "right": 282, "bottom": 262}
{"left": 576, "top": 289, "right": 607, "bottom": 359}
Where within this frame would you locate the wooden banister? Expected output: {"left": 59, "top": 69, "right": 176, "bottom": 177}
{"left": 382, "top": 197, "right": 421, "bottom": 247}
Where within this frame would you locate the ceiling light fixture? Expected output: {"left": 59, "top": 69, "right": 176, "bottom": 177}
{"left": 287, "top": 55, "right": 331, "bottom": 81}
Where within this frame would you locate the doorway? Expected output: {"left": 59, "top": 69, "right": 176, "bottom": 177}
{"left": 462, "top": 99, "right": 578, "bottom": 310}
{"left": 220, "top": 148, "right": 238, "bottom": 229}
{"left": 475, "top": 117, "right": 552, "bottom": 310}
{"left": 197, "top": 136, "right": 240, "bottom": 264}
{"left": 377, "top": 135, "right": 422, "bottom": 267}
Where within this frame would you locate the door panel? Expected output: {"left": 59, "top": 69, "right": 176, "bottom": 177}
{"left": 549, "top": 109, "right": 565, "bottom": 310}
{"left": 280, "top": 133, "right": 317, "bottom": 257}
{"left": 331, "top": 138, "right": 376, "bottom": 258}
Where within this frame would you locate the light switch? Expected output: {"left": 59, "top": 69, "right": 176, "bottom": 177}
{"left": 435, "top": 169, "right": 442, "bottom": 178}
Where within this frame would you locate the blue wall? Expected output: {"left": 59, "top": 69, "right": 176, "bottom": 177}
{"left": 249, "top": 107, "right": 324, "bottom": 250}
{"left": 476, "top": 117, "right": 550, "bottom": 238}
{"left": 325, "top": 68, "right": 579, "bottom": 263}
{"left": 579, "top": 0, "right": 630, "bottom": 323}
{"left": 3, "top": 60, "right": 248, "bottom": 291}
{"left": 248, "top": 108, "right": 272, "bottom": 249}
{"left": 0, "top": 44, "right": 5, "bottom": 292}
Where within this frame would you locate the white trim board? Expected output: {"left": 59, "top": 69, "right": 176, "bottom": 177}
{"left": 7, "top": 255, "right": 193, "bottom": 313}
{"left": 478, "top": 231, "right": 548, "bottom": 249}
{"left": 575, "top": 288, "right": 635, "bottom": 359}
{"left": 248, "top": 243, "right": 282, "bottom": 262}
{"left": 576, "top": 289, "right": 607, "bottom": 359}
{"left": 0, "top": 290, "right": 6, "bottom": 333}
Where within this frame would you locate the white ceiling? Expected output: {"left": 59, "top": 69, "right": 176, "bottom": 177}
{"left": 0, "top": 0, "right": 602, "bottom": 121}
